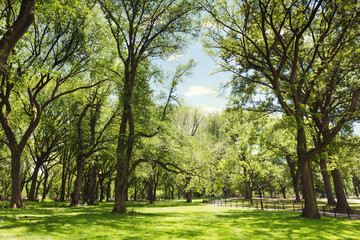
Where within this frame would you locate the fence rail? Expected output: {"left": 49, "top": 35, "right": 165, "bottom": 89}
{"left": 203, "top": 198, "right": 360, "bottom": 220}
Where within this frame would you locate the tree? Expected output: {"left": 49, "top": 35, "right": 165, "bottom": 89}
{"left": 203, "top": 0, "right": 360, "bottom": 218}
{"left": 0, "top": 1, "right": 103, "bottom": 208}
{"left": 0, "top": 0, "right": 35, "bottom": 208}
{"left": 69, "top": 86, "right": 118, "bottom": 206}
{"left": 260, "top": 117, "right": 301, "bottom": 202}
{"left": 98, "top": 0, "right": 199, "bottom": 213}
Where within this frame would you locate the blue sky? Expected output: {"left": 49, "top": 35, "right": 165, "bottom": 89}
{"left": 159, "top": 41, "right": 360, "bottom": 135}
{"left": 160, "top": 41, "right": 231, "bottom": 113}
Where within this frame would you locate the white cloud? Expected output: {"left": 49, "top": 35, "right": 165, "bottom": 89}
{"left": 166, "top": 54, "right": 185, "bottom": 62}
{"left": 185, "top": 86, "right": 217, "bottom": 98}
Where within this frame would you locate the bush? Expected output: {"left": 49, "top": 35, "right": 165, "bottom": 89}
{"left": 0, "top": 201, "right": 9, "bottom": 209}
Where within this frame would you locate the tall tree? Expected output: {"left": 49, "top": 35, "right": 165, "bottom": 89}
{"left": 202, "top": 0, "right": 360, "bottom": 218}
{"left": 99, "top": 0, "right": 199, "bottom": 213}
{"left": 0, "top": 0, "right": 35, "bottom": 208}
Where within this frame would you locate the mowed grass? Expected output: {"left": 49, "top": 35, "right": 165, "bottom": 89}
{"left": 0, "top": 199, "right": 359, "bottom": 240}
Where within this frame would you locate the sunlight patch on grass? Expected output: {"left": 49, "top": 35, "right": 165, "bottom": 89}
{"left": 0, "top": 200, "right": 359, "bottom": 239}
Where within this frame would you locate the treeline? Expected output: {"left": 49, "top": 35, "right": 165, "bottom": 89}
{"left": 0, "top": 0, "right": 360, "bottom": 220}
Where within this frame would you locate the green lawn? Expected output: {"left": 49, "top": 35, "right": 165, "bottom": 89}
{"left": 0, "top": 199, "right": 359, "bottom": 239}
{"left": 227, "top": 198, "right": 360, "bottom": 213}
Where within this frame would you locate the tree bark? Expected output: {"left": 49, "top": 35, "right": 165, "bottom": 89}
{"left": 244, "top": 167, "right": 250, "bottom": 199}
{"left": 67, "top": 172, "right": 73, "bottom": 200}
{"left": 86, "top": 164, "right": 98, "bottom": 205}
{"left": 353, "top": 176, "right": 359, "bottom": 198}
{"left": 297, "top": 127, "right": 321, "bottom": 218}
{"left": 60, "top": 161, "right": 68, "bottom": 202}
{"left": 286, "top": 155, "right": 301, "bottom": 202}
{"left": 185, "top": 176, "right": 192, "bottom": 203}
{"left": 112, "top": 93, "right": 133, "bottom": 213}
{"left": 42, "top": 168, "right": 49, "bottom": 201}
{"left": 148, "top": 179, "right": 155, "bottom": 204}
{"left": 28, "top": 162, "right": 42, "bottom": 201}
{"left": 293, "top": 174, "right": 301, "bottom": 203}
{"left": 70, "top": 158, "right": 85, "bottom": 207}
{"left": 319, "top": 158, "right": 336, "bottom": 205}
{"left": 331, "top": 168, "right": 350, "bottom": 210}
{"left": 112, "top": 174, "right": 127, "bottom": 213}
{"left": 99, "top": 177, "right": 105, "bottom": 201}
{"left": 0, "top": 0, "right": 35, "bottom": 71}
{"left": 10, "top": 150, "right": 25, "bottom": 208}
{"left": 280, "top": 185, "right": 286, "bottom": 199}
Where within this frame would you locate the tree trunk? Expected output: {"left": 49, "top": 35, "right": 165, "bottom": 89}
{"left": 106, "top": 180, "right": 112, "bottom": 201}
{"left": 280, "top": 185, "right": 286, "bottom": 199}
{"left": 112, "top": 98, "right": 133, "bottom": 213}
{"left": 99, "top": 177, "right": 105, "bottom": 201}
{"left": 286, "top": 155, "right": 301, "bottom": 203}
{"left": 353, "top": 177, "right": 359, "bottom": 198}
{"left": 67, "top": 172, "right": 73, "bottom": 200}
{"left": 332, "top": 168, "right": 350, "bottom": 210}
{"left": 170, "top": 184, "right": 174, "bottom": 199}
{"left": 319, "top": 158, "right": 336, "bottom": 205}
{"left": 70, "top": 158, "right": 85, "bottom": 207}
{"left": 243, "top": 167, "right": 252, "bottom": 200}
{"left": 185, "top": 176, "right": 192, "bottom": 203}
{"left": 293, "top": 174, "right": 301, "bottom": 203}
{"left": 297, "top": 126, "right": 321, "bottom": 218}
{"left": 87, "top": 164, "right": 98, "bottom": 205}
{"left": 60, "top": 161, "right": 68, "bottom": 202}
{"left": 249, "top": 185, "right": 253, "bottom": 205}
{"left": 28, "top": 162, "right": 42, "bottom": 201}
{"left": 112, "top": 173, "right": 127, "bottom": 213}
{"left": 133, "top": 181, "right": 137, "bottom": 201}
{"left": 10, "top": 150, "right": 25, "bottom": 208}
{"left": 148, "top": 180, "right": 155, "bottom": 204}
{"left": 42, "top": 168, "right": 49, "bottom": 201}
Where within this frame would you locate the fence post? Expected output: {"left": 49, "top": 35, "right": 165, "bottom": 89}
{"left": 301, "top": 203, "right": 303, "bottom": 211}
{"left": 266, "top": 203, "right": 268, "bottom": 209}
{"left": 230, "top": 201, "right": 232, "bottom": 207}
{"left": 242, "top": 201, "right": 244, "bottom": 208}
{"left": 256, "top": 201, "right": 258, "bottom": 209}
{"left": 283, "top": 203, "right": 285, "bottom": 211}
{"left": 347, "top": 208, "right": 350, "bottom": 218}
{"left": 274, "top": 202, "right": 276, "bottom": 210}
{"left": 323, "top": 206, "right": 326, "bottom": 216}
{"left": 293, "top": 203, "right": 295, "bottom": 212}
{"left": 334, "top": 208, "right": 336, "bottom": 218}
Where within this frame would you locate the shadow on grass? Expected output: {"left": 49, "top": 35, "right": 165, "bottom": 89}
{"left": 214, "top": 209, "right": 358, "bottom": 239}
{"left": 1, "top": 200, "right": 359, "bottom": 239}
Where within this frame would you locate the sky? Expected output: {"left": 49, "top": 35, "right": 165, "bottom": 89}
{"left": 159, "top": 41, "right": 231, "bottom": 113}
{"left": 158, "top": 41, "right": 360, "bottom": 135}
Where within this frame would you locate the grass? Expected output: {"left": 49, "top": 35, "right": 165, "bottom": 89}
{"left": 0, "top": 199, "right": 359, "bottom": 239}
{"left": 227, "top": 198, "right": 360, "bottom": 213}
